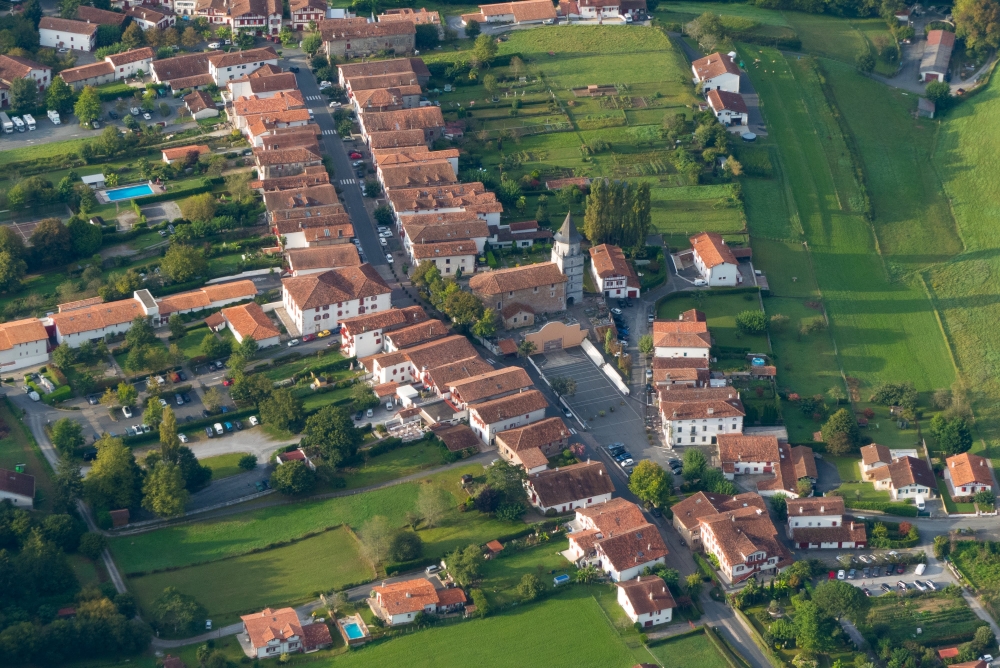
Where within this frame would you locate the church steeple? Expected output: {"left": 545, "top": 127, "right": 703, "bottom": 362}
{"left": 554, "top": 211, "right": 582, "bottom": 245}
{"left": 551, "top": 210, "right": 583, "bottom": 306}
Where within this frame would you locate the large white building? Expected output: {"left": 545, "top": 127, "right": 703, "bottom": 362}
{"left": 659, "top": 387, "right": 744, "bottom": 447}
{"left": 468, "top": 389, "right": 548, "bottom": 445}
{"left": 38, "top": 17, "right": 97, "bottom": 52}
{"left": 689, "top": 232, "right": 740, "bottom": 286}
{"left": 48, "top": 295, "right": 145, "bottom": 347}
{"left": 652, "top": 309, "right": 711, "bottom": 359}
{"left": 699, "top": 503, "right": 792, "bottom": 584}
{"left": 0, "top": 319, "right": 50, "bottom": 371}
{"left": 691, "top": 51, "right": 741, "bottom": 93}
{"left": 566, "top": 499, "right": 669, "bottom": 582}
{"left": 281, "top": 264, "right": 392, "bottom": 337}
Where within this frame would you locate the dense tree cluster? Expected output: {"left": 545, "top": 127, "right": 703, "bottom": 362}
{"left": 583, "top": 179, "right": 651, "bottom": 250}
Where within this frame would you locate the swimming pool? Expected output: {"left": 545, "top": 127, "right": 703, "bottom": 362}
{"left": 343, "top": 622, "right": 364, "bottom": 640}
{"left": 105, "top": 183, "right": 154, "bottom": 201}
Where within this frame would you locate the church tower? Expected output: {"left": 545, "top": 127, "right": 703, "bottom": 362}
{"left": 551, "top": 211, "right": 583, "bottom": 306}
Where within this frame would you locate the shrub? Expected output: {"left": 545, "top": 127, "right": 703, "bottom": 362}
{"left": 735, "top": 310, "right": 768, "bottom": 335}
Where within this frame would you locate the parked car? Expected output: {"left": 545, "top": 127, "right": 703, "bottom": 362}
{"left": 175, "top": 393, "right": 184, "bottom": 405}
{"left": 223, "top": 422, "right": 233, "bottom": 432}
{"left": 837, "top": 570, "right": 845, "bottom": 580}
{"left": 143, "top": 112, "right": 151, "bottom": 120}
{"left": 222, "top": 378, "right": 232, "bottom": 387}
{"left": 354, "top": 410, "right": 363, "bottom": 421}
{"left": 88, "top": 395, "right": 99, "bottom": 405}
{"left": 234, "top": 420, "right": 242, "bottom": 430}
{"left": 108, "top": 110, "right": 119, "bottom": 119}
{"left": 202, "top": 409, "right": 211, "bottom": 418}
{"left": 158, "top": 398, "right": 168, "bottom": 407}
{"left": 925, "top": 581, "right": 936, "bottom": 591}
{"left": 288, "top": 66, "right": 299, "bottom": 72}
{"left": 208, "top": 41, "right": 221, "bottom": 48}
{"left": 178, "top": 433, "right": 188, "bottom": 443}
{"left": 847, "top": 569, "right": 856, "bottom": 580}
{"left": 896, "top": 563, "right": 905, "bottom": 574}
{"left": 249, "top": 416, "right": 259, "bottom": 426}
{"left": 610, "top": 307, "right": 622, "bottom": 316}
{"left": 897, "top": 581, "right": 907, "bottom": 590}
{"left": 913, "top": 581, "right": 926, "bottom": 591}
{"left": 862, "top": 567, "right": 870, "bottom": 578}
{"left": 880, "top": 583, "right": 891, "bottom": 593}
{"left": 872, "top": 566, "right": 881, "bottom": 577}
{"left": 287, "top": 339, "right": 300, "bottom": 347}
{"left": 214, "top": 423, "right": 224, "bottom": 435}
{"left": 130, "top": 107, "right": 140, "bottom": 116}
{"left": 386, "top": 254, "right": 393, "bottom": 263}
{"left": 366, "top": 408, "right": 373, "bottom": 418}
{"left": 349, "top": 152, "right": 362, "bottom": 159}
{"left": 122, "top": 406, "right": 133, "bottom": 418}
{"left": 205, "top": 427, "right": 214, "bottom": 438}
{"left": 425, "top": 565, "right": 440, "bottom": 575}
{"left": 317, "top": 330, "right": 331, "bottom": 338}
{"left": 302, "top": 333, "right": 317, "bottom": 342}
{"left": 862, "top": 587, "right": 871, "bottom": 597}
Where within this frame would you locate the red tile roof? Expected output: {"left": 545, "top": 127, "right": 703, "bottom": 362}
{"left": 690, "top": 231, "right": 737, "bottom": 268}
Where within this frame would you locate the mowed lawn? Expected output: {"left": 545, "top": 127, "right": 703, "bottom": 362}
{"left": 0, "top": 402, "right": 55, "bottom": 505}
{"left": 110, "top": 465, "right": 520, "bottom": 574}
{"left": 340, "top": 441, "right": 448, "bottom": 490}
{"left": 647, "top": 631, "right": 731, "bottom": 668}
{"left": 928, "top": 69, "right": 1000, "bottom": 455}
{"left": 649, "top": 183, "right": 745, "bottom": 239}
{"left": 479, "top": 538, "right": 572, "bottom": 608}
{"left": 658, "top": 292, "right": 767, "bottom": 350}
{"left": 321, "top": 587, "right": 644, "bottom": 668}
{"left": 740, "top": 47, "right": 954, "bottom": 398}
{"left": 129, "top": 527, "right": 374, "bottom": 628}
{"left": 200, "top": 453, "right": 248, "bottom": 481}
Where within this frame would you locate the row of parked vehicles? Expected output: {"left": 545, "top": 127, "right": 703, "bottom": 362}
{"left": 605, "top": 442, "right": 634, "bottom": 473}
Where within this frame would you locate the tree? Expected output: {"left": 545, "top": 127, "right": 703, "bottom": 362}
{"left": 200, "top": 333, "right": 231, "bottom": 361}
{"left": 46, "top": 75, "right": 74, "bottom": 114}
{"left": 517, "top": 573, "right": 544, "bottom": 602}
{"left": 472, "top": 33, "right": 497, "bottom": 66}
{"left": 472, "top": 308, "right": 499, "bottom": 339}
{"left": 238, "top": 454, "right": 257, "bottom": 470}
{"left": 812, "top": 579, "right": 868, "bottom": 622}
{"left": 447, "top": 543, "right": 483, "bottom": 586}
{"left": 74, "top": 85, "right": 102, "bottom": 127}
{"left": 0, "top": 250, "right": 26, "bottom": 292}
{"left": 583, "top": 179, "right": 651, "bottom": 249}
{"left": 349, "top": 382, "right": 378, "bottom": 412}
{"left": 159, "top": 406, "right": 180, "bottom": 462}
{"left": 270, "top": 459, "right": 316, "bottom": 495}
{"left": 483, "top": 73, "right": 498, "bottom": 96}
{"left": 417, "top": 484, "right": 449, "bottom": 528}
{"left": 855, "top": 50, "right": 875, "bottom": 73}
{"left": 639, "top": 334, "right": 654, "bottom": 355}
{"left": 9, "top": 77, "right": 37, "bottom": 113}
{"left": 259, "top": 388, "right": 305, "bottom": 433}
{"left": 180, "top": 193, "right": 216, "bottom": 223}
{"left": 225, "top": 171, "right": 253, "bottom": 203}
{"left": 821, "top": 408, "right": 860, "bottom": 453}
{"left": 120, "top": 22, "right": 144, "bottom": 49}
{"left": 414, "top": 22, "right": 439, "bottom": 50}
{"left": 116, "top": 382, "right": 137, "bottom": 408}
{"left": 301, "top": 405, "right": 361, "bottom": 466}
{"left": 67, "top": 217, "right": 102, "bottom": 258}
{"left": 485, "top": 459, "right": 528, "bottom": 507}
{"left": 358, "top": 515, "right": 393, "bottom": 566}
{"left": 364, "top": 179, "right": 381, "bottom": 198}
{"left": 168, "top": 314, "right": 186, "bottom": 340}
{"left": 85, "top": 435, "right": 142, "bottom": 510}
{"left": 160, "top": 244, "right": 206, "bottom": 282}
{"left": 517, "top": 340, "right": 536, "bottom": 358}
{"left": 955, "top": 0, "right": 1000, "bottom": 52}
{"left": 124, "top": 315, "right": 155, "bottom": 350}
{"left": 50, "top": 418, "right": 84, "bottom": 457}
{"left": 230, "top": 372, "right": 273, "bottom": 408}
{"left": 142, "top": 461, "right": 188, "bottom": 517}
{"left": 735, "top": 310, "right": 768, "bottom": 335}
{"left": 29, "top": 218, "right": 72, "bottom": 266}
{"left": 682, "top": 448, "right": 707, "bottom": 482}
{"left": 770, "top": 493, "right": 788, "bottom": 521}
{"left": 629, "top": 460, "right": 671, "bottom": 507}
{"left": 388, "top": 530, "right": 423, "bottom": 562}
{"left": 181, "top": 26, "right": 200, "bottom": 48}
{"left": 443, "top": 289, "right": 484, "bottom": 327}
{"left": 930, "top": 415, "right": 973, "bottom": 455}
{"left": 202, "top": 386, "right": 224, "bottom": 413}
{"left": 926, "top": 80, "right": 952, "bottom": 107}
{"left": 797, "top": 478, "right": 813, "bottom": 498}
{"left": 302, "top": 32, "right": 323, "bottom": 54}
{"left": 52, "top": 455, "right": 83, "bottom": 512}
{"left": 549, "top": 376, "right": 576, "bottom": 396}
{"left": 151, "top": 587, "right": 206, "bottom": 635}
{"left": 78, "top": 532, "right": 107, "bottom": 560}
{"left": 465, "top": 19, "right": 480, "bottom": 38}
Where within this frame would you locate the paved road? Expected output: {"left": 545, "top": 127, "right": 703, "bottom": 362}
{"left": 282, "top": 51, "right": 386, "bottom": 267}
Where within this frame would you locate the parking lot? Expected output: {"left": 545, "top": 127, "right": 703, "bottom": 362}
{"left": 812, "top": 550, "right": 955, "bottom": 598}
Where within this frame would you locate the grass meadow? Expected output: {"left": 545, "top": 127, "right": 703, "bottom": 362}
{"left": 129, "top": 527, "right": 374, "bottom": 627}
{"left": 657, "top": 292, "right": 767, "bottom": 350}
{"left": 111, "top": 464, "right": 520, "bottom": 574}
{"left": 0, "top": 402, "right": 55, "bottom": 505}
{"left": 647, "top": 631, "right": 732, "bottom": 668}
{"left": 199, "top": 453, "right": 248, "bottom": 481}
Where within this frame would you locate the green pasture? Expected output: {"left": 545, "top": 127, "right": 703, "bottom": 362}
{"left": 478, "top": 538, "right": 572, "bottom": 608}
{"left": 647, "top": 631, "right": 731, "bottom": 668}
{"left": 658, "top": 292, "right": 767, "bottom": 350}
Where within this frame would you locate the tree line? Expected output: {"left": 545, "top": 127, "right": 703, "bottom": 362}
{"left": 583, "top": 179, "right": 652, "bottom": 250}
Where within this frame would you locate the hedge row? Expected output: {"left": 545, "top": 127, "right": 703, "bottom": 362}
{"left": 133, "top": 179, "right": 214, "bottom": 206}
{"left": 121, "top": 407, "right": 256, "bottom": 447}
{"left": 96, "top": 83, "right": 136, "bottom": 102}
{"left": 844, "top": 500, "right": 919, "bottom": 517}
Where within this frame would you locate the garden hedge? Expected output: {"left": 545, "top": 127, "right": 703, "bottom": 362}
{"left": 844, "top": 500, "right": 918, "bottom": 517}
{"left": 133, "top": 179, "right": 213, "bottom": 206}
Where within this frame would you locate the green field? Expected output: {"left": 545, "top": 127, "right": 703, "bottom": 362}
{"left": 739, "top": 47, "right": 954, "bottom": 401}
{"left": 657, "top": 292, "right": 767, "bottom": 350}
{"left": 647, "top": 631, "right": 731, "bottom": 668}
{"left": 129, "top": 527, "right": 374, "bottom": 628}
{"left": 0, "top": 402, "right": 54, "bottom": 507}
{"left": 200, "top": 453, "right": 248, "bottom": 481}
{"left": 110, "top": 465, "right": 519, "bottom": 575}
{"left": 0, "top": 136, "right": 95, "bottom": 167}
{"left": 340, "top": 441, "right": 449, "bottom": 491}
{"left": 478, "top": 538, "right": 572, "bottom": 608}
{"left": 650, "top": 184, "right": 745, "bottom": 239}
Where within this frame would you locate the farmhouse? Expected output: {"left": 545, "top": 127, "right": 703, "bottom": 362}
{"left": 573, "top": 516, "right": 668, "bottom": 582}
{"left": 321, "top": 20, "right": 416, "bottom": 59}
{"left": 162, "top": 145, "right": 210, "bottom": 164}
{"left": 651, "top": 309, "right": 711, "bottom": 358}
{"left": 699, "top": 503, "right": 791, "bottom": 584}
{"left": 289, "top": 0, "right": 327, "bottom": 30}
{"left": 756, "top": 443, "right": 818, "bottom": 499}
{"left": 871, "top": 456, "right": 936, "bottom": 500}
{"left": 338, "top": 305, "right": 428, "bottom": 358}
{"left": 419, "top": 354, "right": 494, "bottom": 396}
{"left": 670, "top": 491, "right": 765, "bottom": 548}
{"left": 461, "top": 0, "right": 557, "bottom": 26}
{"left": 220, "top": 302, "right": 281, "bottom": 348}
{"left": 706, "top": 89, "right": 748, "bottom": 126}
{"left": 254, "top": 146, "right": 322, "bottom": 180}
{"left": 228, "top": 68, "right": 298, "bottom": 100}
{"left": 589, "top": 243, "right": 639, "bottom": 299}
{"left": 617, "top": 576, "right": 675, "bottom": 628}
{"left": 240, "top": 608, "right": 332, "bottom": 658}
{"left": 387, "top": 183, "right": 501, "bottom": 225}
{"left": 0, "top": 468, "right": 34, "bottom": 508}
{"left": 691, "top": 51, "right": 740, "bottom": 93}
{"left": 364, "top": 334, "right": 479, "bottom": 385}
{"left": 337, "top": 57, "right": 430, "bottom": 88}
{"left": 58, "top": 46, "right": 154, "bottom": 89}
{"left": 106, "top": 47, "right": 155, "bottom": 79}
{"left": 496, "top": 416, "right": 571, "bottom": 473}
{"left": 369, "top": 579, "right": 466, "bottom": 626}
{"left": 282, "top": 265, "right": 392, "bottom": 337}
{"left": 526, "top": 460, "right": 614, "bottom": 514}
{"left": 690, "top": 232, "right": 740, "bottom": 286}
{"left": 468, "top": 389, "right": 548, "bottom": 444}
{"left": 358, "top": 107, "right": 445, "bottom": 143}
{"left": 659, "top": 387, "right": 744, "bottom": 446}
{"left": 786, "top": 496, "right": 867, "bottom": 549}
{"left": 921, "top": 29, "right": 955, "bottom": 83}
{"left": 353, "top": 85, "right": 422, "bottom": 112}
{"left": 945, "top": 451, "right": 993, "bottom": 499}
{"left": 469, "top": 263, "right": 567, "bottom": 323}
{"left": 75, "top": 5, "right": 129, "bottom": 27}
{"left": 39, "top": 17, "right": 98, "bottom": 51}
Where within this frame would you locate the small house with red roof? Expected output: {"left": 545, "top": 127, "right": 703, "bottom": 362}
{"left": 689, "top": 232, "right": 740, "bottom": 286}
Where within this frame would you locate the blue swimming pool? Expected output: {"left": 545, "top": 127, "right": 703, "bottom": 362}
{"left": 343, "top": 622, "right": 364, "bottom": 640}
{"left": 105, "top": 183, "right": 154, "bottom": 201}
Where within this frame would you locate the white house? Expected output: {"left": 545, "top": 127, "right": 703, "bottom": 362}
{"left": 859, "top": 443, "right": 892, "bottom": 480}
{"left": 617, "top": 576, "right": 675, "bottom": 628}
{"left": 468, "top": 389, "right": 548, "bottom": 445}
{"left": 706, "top": 89, "right": 748, "bottom": 126}
{"left": 945, "top": 452, "right": 994, "bottom": 499}
{"left": 220, "top": 302, "right": 281, "bottom": 348}
{"left": 0, "top": 319, "right": 50, "bottom": 371}
{"left": 337, "top": 306, "right": 428, "bottom": 358}
{"left": 240, "top": 608, "right": 332, "bottom": 658}
{"left": 460, "top": 0, "right": 557, "bottom": 26}
{"left": 652, "top": 309, "right": 711, "bottom": 359}
{"left": 496, "top": 417, "right": 572, "bottom": 474}
{"left": 106, "top": 47, "right": 155, "bottom": 79}
{"left": 567, "top": 501, "right": 669, "bottom": 582}
{"left": 411, "top": 240, "right": 478, "bottom": 276}
{"left": 125, "top": 6, "right": 176, "bottom": 30}
{"left": 786, "top": 496, "right": 868, "bottom": 550}
{"left": 0, "top": 468, "right": 34, "bottom": 508}
{"left": 209, "top": 47, "right": 280, "bottom": 86}
{"left": 365, "top": 335, "right": 480, "bottom": 386}
{"left": 369, "top": 578, "right": 466, "bottom": 626}
{"left": 690, "top": 232, "right": 740, "bottom": 286}
{"left": 871, "top": 456, "right": 936, "bottom": 500}
{"left": 577, "top": 0, "right": 620, "bottom": 19}
{"left": 594, "top": 524, "right": 669, "bottom": 582}
{"left": 38, "top": 17, "right": 98, "bottom": 51}
{"left": 699, "top": 505, "right": 792, "bottom": 584}
{"left": 282, "top": 265, "right": 392, "bottom": 337}
{"left": 589, "top": 243, "right": 640, "bottom": 300}
{"left": 48, "top": 296, "right": 145, "bottom": 347}
{"left": 525, "top": 461, "right": 614, "bottom": 514}
{"left": 691, "top": 51, "right": 741, "bottom": 93}
{"left": 659, "top": 387, "right": 744, "bottom": 447}
{"left": 155, "top": 280, "right": 258, "bottom": 323}
{"left": 717, "top": 433, "right": 779, "bottom": 479}
{"left": 0, "top": 55, "right": 51, "bottom": 93}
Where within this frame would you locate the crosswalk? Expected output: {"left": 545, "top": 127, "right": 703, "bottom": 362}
{"left": 485, "top": 358, "right": 496, "bottom": 365}
{"left": 321, "top": 129, "right": 336, "bottom": 136}
{"left": 305, "top": 95, "right": 323, "bottom": 101}
{"left": 339, "top": 178, "right": 357, "bottom": 185}
{"left": 568, "top": 427, "right": 578, "bottom": 435}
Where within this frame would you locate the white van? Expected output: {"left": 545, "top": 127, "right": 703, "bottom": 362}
{"left": 914, "top": 563, "right": 927, "bottom": 576}
{"left": 915, "top": 495, "right": 926, "bottom": 511}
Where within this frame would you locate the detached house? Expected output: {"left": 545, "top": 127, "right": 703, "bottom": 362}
{"left": 496, "top": 417, "right": 571, "bottom": 474}
{"left": 699, "top": 504, "right": 792, "bottom": 584}
{"left": 369, "top": 578, "right": 466, "bottom": 626}
{"left": 786, "top": 496, "right": 867, "bottom": 550}
{"left": 0, "top": 468, "right": 35, "bottom": 508}
{"left": 567, "top": 498, "right": 668, "bottom": 582}
{"left": 525, "top": 460, "right": 614, "bottom": 514}
{"left": 461, "top": 0, "right": 557, "bottom": 26}
{"left": 691, "top": 51, "right": 741, "bottom": 93}
{"left": 706, "top": 89, "right": 748, "bottom": 126}
{"left": 240, "top": 608, "right": 332, "bottom": 658}
{"left": 718, "top": 434, "right": 780, "bottom": 479}
{"left": 38, "top": 17, "right": 98, "bottom": 51}
{"left": 617, "top": 576, "right": 675, "bottom": 628}
{"left": 670, "top": 491, "right": 765, "bottom": 549}
{"left": 321, "top": 20, "right": 416, "bottom": 59}
{"left": 589, "top": 243, "right": 640, "bottom": 300}
{"left": 0, "top": 318, "right": 50, "bottom": 371}
{"left": 690, "top": 232, "right": 740, "bottom": 286}
{"left": 871, "top": 456, "right": 936, "bottom": 501}
{"left": 659, "top": 387, "right": 744, "bottom": 447}
{"left": 0, "top": 55, "right": 51, "bottom": 95}
{"left": 469, "top": 263, "right": 568, "bottom": 326}
{"left": 652, "top": 309, "right": 711, "bottom": 358}
{"left": 945, "top": 452, "right": 993, "bottom": 500}
{"left": 859, "top": 443, "right": 892, "bottom": 480}
{"left": 221, "top": 302, "right": 281, "bottom": 348}
{"left": 468, "top": 389, "right": 548, "bottom": 444}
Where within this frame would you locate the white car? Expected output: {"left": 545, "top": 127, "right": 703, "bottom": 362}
{"left": 214, "top": 423, "right": 224, "bottom": 435}
{"left": 379, "top": 238, "right": 387, "bottom": 246}
{"left": 287, "top": 338, "right": 300, "bottom": 347}
{"left": 208, "top": 42, "right": 221, "bottom": 49}
{"left": 328, "top": 101, "right": 341, "bottom": 108}
{"left": 159, "top": 398, "right": 168, "bottom": 407}
{"left": 693, "top": 278, "right": 708, "bottom": 287}
{"left": 178, "top": 433, "right": 189, "bottom": 443}
{"left": 249, "top": 416, "right": 259, "bottom": 426}
{"left": 837, "top": 570, "right": 846, "bottom": 580}
{"left": 143, "top": 112, "right": 152, "bottom": 120}
{"left": 318, "top": 80, "right": 332, "bottom": 89}
{"left": 123, "top": 406, "right": 133, "bottom": 418}
{"left": 385, "top": 254, "right": 393, "bottom": 263}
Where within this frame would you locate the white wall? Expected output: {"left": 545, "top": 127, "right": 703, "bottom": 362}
{"left": 0, "top": 489, "right": 32, "bottom": 508}
{"left": 653, "top": 346, "right": 709, "bottom": 359}
{"left": 617, "top": 587, "right": 672, "bottom": 626}
{"left": 0, "top": 341, "right": 49, "bottom": 371}
{"left": 604, "top": 556, "right": 666, "bottom": 583}
{"left": 56, "top": 320, "right": 133, "bottom": 347}
{"left": 529, "top": 489, "right": 612, "bottom": 514}
{"left": 701, "top": 72, "right": 740, "bottom": 94}
{"left": 470, "top": 406, "right": 546, "bottom": 445}
{"left": 664, "top": 416, "right": 743, "bottom": 446}
{"left": 40, "top": 28, "right": 95, "bottom": 51}
{"left": 344, "top": 328, "right": 385, "bottom": 359}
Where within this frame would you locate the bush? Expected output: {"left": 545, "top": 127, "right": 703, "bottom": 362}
{"left": 238, "top": 453, "right": 257, "bottom": 470}
{"left": 735, "top": 310, "right": 768, "bottom": 335}
{"left": 78, "top": 532, "right": 107, "bottom": 560}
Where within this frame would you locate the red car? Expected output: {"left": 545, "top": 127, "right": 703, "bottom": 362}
{"left": 302, "top": 333, "right": 317, "bottom": 342}
{"left": 222, "top": 378, "right": 232, "bottom": 387}
{"left": 349, "top": 152, "right": 362, "bottom": 159}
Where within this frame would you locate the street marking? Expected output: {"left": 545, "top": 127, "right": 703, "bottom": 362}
{"left": 306, "top": 95, "right": 323, "bottom": 101}
{"left": 485, "top": 358, "right": 496, "bottom": 365}
{"left": 340, "top": 178, "right": 356, "bottom": 185}
{"left": 322, "top": 129, "right": 336, "bottom": 135}
{"left": 569, "top": 428, "right": 577, "bottom": 435}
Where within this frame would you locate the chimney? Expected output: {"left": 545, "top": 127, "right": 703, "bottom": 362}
{"left": 707, "top": 407, "right": 714, "bottom": 415}
{"left": 798, "top": 506, "right": 803, "bottom": 513}
{"left": 820, "top": 506, "right": 824, "bottom": 513}
{"left": 405, "top": 592, "right": 411, "bottom": 598}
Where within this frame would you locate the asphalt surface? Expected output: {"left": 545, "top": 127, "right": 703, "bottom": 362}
{"left": 283, "top": 52, "right": 386, "bottom": 267}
